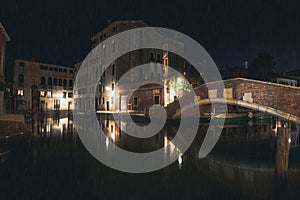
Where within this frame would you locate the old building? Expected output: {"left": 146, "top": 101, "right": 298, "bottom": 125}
{"left": 13, "top": 59, "right": 74, "bottom": 117}
{"left": 276, "top": 75, "right": 300, "bottom": 87}
{"left": 74, "top": 20, "right": 200, "bottom": 113}
{"left": 0, "top": 22, "right": 10, "bottom": 114}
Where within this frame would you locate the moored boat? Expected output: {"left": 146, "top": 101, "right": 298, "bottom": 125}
{"left": 211, "top": 112, "right": 251, "bottom": 125}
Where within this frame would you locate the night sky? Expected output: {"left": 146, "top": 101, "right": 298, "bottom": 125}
{"left": 1, "top": 0, "right": 300, "bottom": 80}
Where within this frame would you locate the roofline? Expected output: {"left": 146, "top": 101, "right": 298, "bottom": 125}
{"left": 91, "top": 20, "right": 147, "bottom": 41}
{"left": 0, "top": 22, "right": 10, "bottom": 42}
{"left": 15, "top": 59, "right": 73, "bottom": 68}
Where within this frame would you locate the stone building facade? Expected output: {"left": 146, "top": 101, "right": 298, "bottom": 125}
{"left": 13, "top": 59, "right": 74, "bottom": 116}
{"left": 74, "top": 20, "right": 201, "bottom": 113}
{"left": 0, "top": 22, "right": 10, "bottom": 114}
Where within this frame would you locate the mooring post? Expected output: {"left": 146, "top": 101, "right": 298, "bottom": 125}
{"left": 275, "top": 126, "right": 290, "bottom": 198}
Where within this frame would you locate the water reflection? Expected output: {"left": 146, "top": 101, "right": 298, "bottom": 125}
{"left": 0, "top": 114, "right": 300, "bottom": 199}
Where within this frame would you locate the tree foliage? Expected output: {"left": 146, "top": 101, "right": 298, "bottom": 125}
{"left": 249, "top": 53, "right": 276, "bottom": 81}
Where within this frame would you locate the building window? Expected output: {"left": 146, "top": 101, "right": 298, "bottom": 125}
{"left": 134, "top": 97, "right": 138, "bottom": 106}
{"left": 112, "top": 64, "right": 115, "bottom": 75}
{"left": 47, "top": 91, "right": 52, "bottom": 98}
{"left": 17, "top": 89, "right": 24, "bottom": 96}
{"left": 150, "top": 52, "right": 155, "bottom": 61}
{"left": 104, "top": 33, "right": 107, "bottom": 39}
{"left": 68, "top": 92, "right": 73, "bottom": 98}
{"left": 69, "top": 70, "right": 73, "bottom": 74}
{"left": 63, "top": 92, "right": 67, "bottom": 98}
{"left": 53, "top": 78, "right": 57, "bottom": 86}
{"left": 63, "top": 79, "right": 67, "bottom": 87}
{"left": 40, "top": 91, "right": 46, "bottom": 97}
{"left": 112, "top": 83, "right": 115, "bottom": 91}
{"left": 112, "top": 27, "right": 116, "bottom": 33}
{"left": 157, "top": 53, "right": 161, "bottom": 63}
{"left": 49, "top": 67, "right": 53, "bottom": 71}
{"left": 59, "top": 68, "right": 62, "bottom": 72}
{"left": 41, "top": 77, "right": 46, "bottom": 86}
{"left": 54, "top": 68, "right": 58, "bottom": 72}
{"left": 154, "top": 95, "right": 160, "bottom": 104}
{"left": 18, "top": 74, "right": 24, "bottom": 83}
{"left": 19, "top": 62, "right": 25, "bottom": 67}
{"left": 68, "top": 80, "right": 73, "bottom": 87}
{"left": 102, "top": 97, "right": 104, "bottom": 104}
{"left": 54, "top": 100, "right": 60, "bottom": 109}
{"left": 48, "top": 77, "right": 52, "bottom": 85}
{"left": 40, "top": 65, "right": 48, "bottom": 70}
{"left": 59, "top": 79, "right": 62, "bottom": 86}
{"left": 63, "top": 69, "right": 67, "bottom": 73}
{"left": 100, "top": 35, "right": 103, "bottom": 41}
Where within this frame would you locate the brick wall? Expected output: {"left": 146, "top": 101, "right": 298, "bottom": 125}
{"left": 194, "top": 78, "right": 300, "bottom": 118}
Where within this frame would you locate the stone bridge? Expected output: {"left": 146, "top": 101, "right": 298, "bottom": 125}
{"left": 168, "top": 78, "right": 300, "bottom": 124}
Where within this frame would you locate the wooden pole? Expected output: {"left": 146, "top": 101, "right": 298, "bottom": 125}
{"left": 276, "top": 127, "right": 290, "bottom": 179}
{"left": 275, "top": 127, "right": 290, "bottom": 199}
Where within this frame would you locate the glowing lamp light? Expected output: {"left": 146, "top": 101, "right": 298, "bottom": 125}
{"left": 178, "top": 155, "right": 182, "bottom": 165}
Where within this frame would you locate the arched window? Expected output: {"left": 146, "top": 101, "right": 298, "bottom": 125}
{"left": 40, "top": 77, "right": 45, "bottom": 85}
{"left": 63, "top": 79, "right": 67, "bottom": 87}
{"left": 69, "top": 80, "right": 73, "bottom": 87}
{"left": 53, "top": 78, "right": 57, "bottom": 86}
{"left": 48, "top": 77, "right": 52, "bottom": 85}
{"left": 18, "top": 74, "right": 24, "bottom": 83}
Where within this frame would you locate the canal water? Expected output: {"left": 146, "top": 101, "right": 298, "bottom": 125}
{"left": 0, "top": 114, "right": 300, "bottom": 199}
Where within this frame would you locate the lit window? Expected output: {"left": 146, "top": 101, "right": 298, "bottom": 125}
{"left": 47, "top": 91, "right": 52, "bottom": 98}
{"left": 40, "top": 91, "right": 46, "bottom": 97}
{"left": 17, "top": 89, "right": 24, "bottom": 96}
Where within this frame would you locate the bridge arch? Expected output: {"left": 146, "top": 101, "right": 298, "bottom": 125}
{"left": 167, "top": 78, "right": 300, "bottom": 124}
{"left": 197, "top": 98, "right": 300, "bottom": 124}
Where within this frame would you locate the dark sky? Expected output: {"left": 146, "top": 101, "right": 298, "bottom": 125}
{"left": 1, "top": 0, "right": 300, "bottom": 79}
